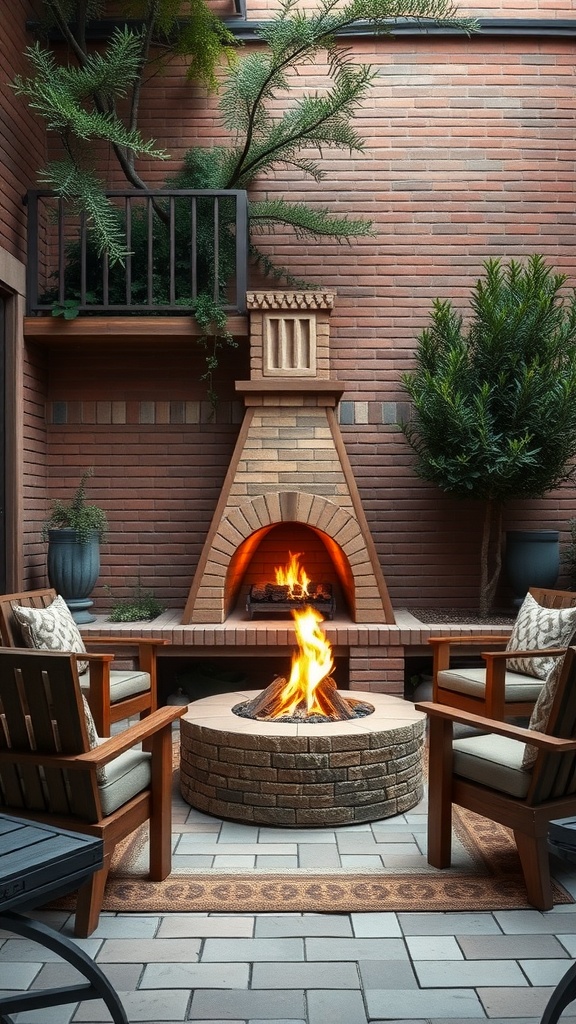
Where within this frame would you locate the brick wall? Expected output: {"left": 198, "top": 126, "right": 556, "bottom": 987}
{"left": 135, "top": 25, "right": 576, "bottom": 608}
{"left": 40, "top": 337, "right": 249, "bottom": 607}
{"left": 0, "top": 3, "right": 46, "bottom": 263}
{"left": 22, "top": 340, "right": 49, "bottom": 589}
{"left": 15, "top": 7, "right": 576, "bottom": 611}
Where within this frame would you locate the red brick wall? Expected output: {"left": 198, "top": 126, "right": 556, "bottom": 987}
{"left": 136, "top": 28, "right": 576, "bottom": 608}
{"left": 42, "top": 338, "right": 250, "bottom": 607}
{"left": 0, "top": 3, "right": 46, "bottom": 262}
{"left": 16, "top": 10, "right": 576, "bottom": 611}
{"left": 22, "top": 340, "right": 49, "bottom": 588}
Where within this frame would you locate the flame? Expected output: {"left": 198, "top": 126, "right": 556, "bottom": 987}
{"left": 275, "top": 551, "right": 310, "bottom": 601}
{"left": 270, "top": 606, "right": 334, "bottom": 718}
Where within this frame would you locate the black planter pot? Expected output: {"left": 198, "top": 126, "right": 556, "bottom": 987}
{"left": 504, "top": 529, "right": 560, "bottom": 608}
{"left": 47, "top": 528, "right": 101, "bottom": 624}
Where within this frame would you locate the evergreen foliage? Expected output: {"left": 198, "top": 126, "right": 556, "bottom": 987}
{"left": 401, "top": 255, "right": 576, "bottom": 615}
{"left": 13, "top": 1, "right": 236, "bottom": 262}
{"left": 16, "top": 0, "right": 474, "bottom": 395}
{"left": 172, "top": 0, "right": 474, "bottom": 278}
{"left": 17, "top": 0, "right": 473, "bottom": 266}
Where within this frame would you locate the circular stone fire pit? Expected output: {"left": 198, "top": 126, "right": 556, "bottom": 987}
{"left": 180, "top": 691, "right": 425, "bottom": 827}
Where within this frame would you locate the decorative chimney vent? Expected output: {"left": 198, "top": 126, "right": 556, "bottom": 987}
{"left": 263, "top": 313, "right": 316, "bottom": 376}
{"left": 182, "top": 292, "right": 395, "bottom": 626}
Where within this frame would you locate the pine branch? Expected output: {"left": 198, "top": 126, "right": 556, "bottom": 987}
{"left": 250, "top": 198, "right": 375, "bottom": 240}
{"left": 39, "top": 160, "right": 129, "bottom": 263}
{"left": 224, "top": 0, "right": 475, "bottom": 186}
{"left": 14, "top": 36, "right": 167, "bottom": 158}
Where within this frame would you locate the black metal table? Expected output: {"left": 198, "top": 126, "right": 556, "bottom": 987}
{"left": 540, "top": 818, "right": 576, "bottom": 1023}
{"left": 0, "top": 813, "right": 128, "bottom": 1024}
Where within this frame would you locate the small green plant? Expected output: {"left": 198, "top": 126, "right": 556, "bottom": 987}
{"left": 51, "top": 292, "right": 98, "bottom": 319}
{"left": 43, "top": 468, "right": 108, "bottom": 544}
{"left": 106, "top": 580, "right": 165, "bottom": 622}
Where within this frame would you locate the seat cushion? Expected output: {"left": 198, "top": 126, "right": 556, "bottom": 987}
{"left": 505, "top": 591, "right": 576, "bottom": 679}
{"left": 437, "top": 666, "right": 543, "bottom": 703}
{"left": 453, "top": 733, "right": 532, "bottom": 798}
{"left": 97, "top": 748, "right": 151, "bottom": 817}
{"left": 13, "top": 595, "right": 89, "bottom": 673}
{"left": 78, "top": 667, "right": 151, "bottom": 703}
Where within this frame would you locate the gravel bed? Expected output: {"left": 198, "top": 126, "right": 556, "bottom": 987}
{"left": 408, "top": 608, "right": 515, "bottom": 625}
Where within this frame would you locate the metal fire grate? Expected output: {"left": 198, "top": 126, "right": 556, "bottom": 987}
{"left": 246, "top": 582, "right": 335, "bottom": 620}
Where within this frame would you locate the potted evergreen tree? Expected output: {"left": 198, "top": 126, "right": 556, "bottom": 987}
{"left": 400, "top": 255, "right": 576, "bottom": 617}
{"left": 43, "top": 468, "right": 108, "bottom": 623}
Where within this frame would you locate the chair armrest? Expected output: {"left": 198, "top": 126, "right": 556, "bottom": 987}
{"left": 8, "top": 705, "right": 187, "bottom": 771}
{"left": 87, "top": 704, "right": 186, "bottom": 765}
{"left": 415, "top": 700, "right": 576, "bottom": 752}
{"left": 429, "top": 635, "right": 509, "bottom": 697}
{"left": 481, "top": 647, "right": 567, "bottom": 661}
{"left": 74, "top": 653, "right": 115, "bottom": 666}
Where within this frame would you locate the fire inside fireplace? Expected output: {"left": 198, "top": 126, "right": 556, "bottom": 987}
{"left": 234, "top": 605, "right": 373, "bottom": 723}
{"left": 246, "top": 550, "right": 336, "bottom": 619}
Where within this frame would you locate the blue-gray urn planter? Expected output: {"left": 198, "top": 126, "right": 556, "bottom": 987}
{"left": 504, "top": 529, "right": 560, "bottom": 608}
{"left": 47, "top": 528, "right": 100, "bottom": 623}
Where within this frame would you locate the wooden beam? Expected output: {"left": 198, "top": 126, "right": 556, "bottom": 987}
{"left": 24, "top": 315, "right": 249, "bottom": 342}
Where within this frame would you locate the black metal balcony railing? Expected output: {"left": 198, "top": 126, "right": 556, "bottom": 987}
{"left": 26, "top": 189, "right": 249, "bottom": 317}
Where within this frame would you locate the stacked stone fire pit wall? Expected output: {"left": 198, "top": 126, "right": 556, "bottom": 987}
{"left": 180, "top": 691, "right": 425, "bottom": 827}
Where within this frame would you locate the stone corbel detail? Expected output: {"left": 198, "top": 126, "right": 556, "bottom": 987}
{"left": 246, "top": 291, "right": 335, "bottom": 311}
{"left": 248, "top": 291, "right": 334, "bottom": 380}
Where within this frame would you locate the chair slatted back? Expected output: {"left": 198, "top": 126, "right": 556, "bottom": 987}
{"left": 528, "top": 646, "right": 576, "bottom": 805}
{"left": 529, "top": 587, "right": 576, "bottom": 610}
{"left": 0, "top": 648, "right": 100, "bottom": 822}
{"left": 0, "top": 589, "right": 58, "bottom": 648}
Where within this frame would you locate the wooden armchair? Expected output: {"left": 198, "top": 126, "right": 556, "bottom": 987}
{"left": 430, "top": 587, "right": 576, "bottom": 720}
{"left": 417, "top": 645, "right": 576, "bottom": 910}
{"left": 0, "top": 647, "right": 185, "bottom": 936}
{"left": 0, "top": 588, "right": 169, "bottom": 735}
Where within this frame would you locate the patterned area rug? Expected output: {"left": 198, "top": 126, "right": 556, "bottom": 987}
{"left": 91, "top": 794, "right": 573, "bottom": 915}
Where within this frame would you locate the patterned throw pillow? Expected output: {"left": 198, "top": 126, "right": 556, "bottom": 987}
{"left": 521, "top": 655, "right": 565, "bottom": 770}
{"left": 505, "top": 592, "right": 576, "bottom": 680}
{"left": 81, "top": 693, "right": 107, "bottom": 783}
{"left": 13, "top": 595, "right": 89, "bottom": 674}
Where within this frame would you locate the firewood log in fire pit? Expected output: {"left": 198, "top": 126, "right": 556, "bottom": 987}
{"left": 238, "top": 673, "right": 356, "bottom": 721}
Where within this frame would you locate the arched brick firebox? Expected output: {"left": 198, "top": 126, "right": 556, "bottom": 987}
{"left": 206, "top": 493, "right": 379, "bottom": 621}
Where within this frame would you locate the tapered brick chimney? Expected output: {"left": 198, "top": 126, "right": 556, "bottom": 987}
{"left": 182, "top": 292, "right": 395, "bottom": 625}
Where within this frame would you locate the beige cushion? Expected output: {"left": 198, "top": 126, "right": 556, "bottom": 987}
{"left": 521, "top": 655, "right": 565, "bottom": 770}
{"left": 97, "top": 749, "right": 151, "bottom": 816}
{"left": 13, "top": 595, "right": 89, "bottom": 674}
{"left": 78, "top": 667, "right": 150, "bottom": 704}
{"left": 505, "top": 592, "right": 576, "bottom": 679}
{"left": 453, "top": 733, "right": 532, "bottom": 798}
{"left": 437, "top": 666, "right": 544, "bottom": 703}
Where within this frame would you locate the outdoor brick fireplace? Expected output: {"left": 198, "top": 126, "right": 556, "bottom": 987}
{"left": 182, "top": 291, "right": 395, "bottom": 627}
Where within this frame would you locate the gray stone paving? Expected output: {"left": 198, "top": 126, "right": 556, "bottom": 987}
{"left": 2, "top": 859, "right": 576, "bottom": 1021}
{"left": 2, "top": 729, "right": 576, "bottom": 1022}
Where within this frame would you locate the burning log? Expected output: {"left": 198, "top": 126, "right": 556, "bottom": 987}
{"left": 241, "top": 673, "right": 355, "bottom": 721}
{"left": 238, "top": 605, "right": 365, "bottom": 721}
